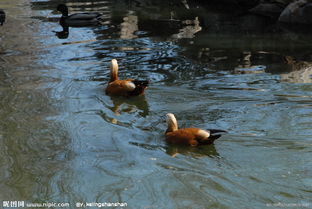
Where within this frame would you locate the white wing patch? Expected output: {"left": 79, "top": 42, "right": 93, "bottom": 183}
{"left": 196, "top": 130, "right": 210, "bottom": 139}
{"left": 124, "top": 81, "right": 136, "bottom": 91}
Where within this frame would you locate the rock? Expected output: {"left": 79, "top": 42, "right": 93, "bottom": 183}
{"left": 278, "top": 0, "right": 312, "bottom": 24}
{"left": 268, "top": 0, "right": 293, "bottom": 6}
{"left": 193, "top": 0, "right": 258, "bottom": 11}
{"left": 249, "top": 3, "right": 285, "bottom": 19}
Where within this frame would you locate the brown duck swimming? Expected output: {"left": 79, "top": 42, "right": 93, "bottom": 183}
{"left": 165, "top": 113, "right": 226, "bottom": 146}
{"left": 105, "top": 59, "right": 149, "bottom": 97}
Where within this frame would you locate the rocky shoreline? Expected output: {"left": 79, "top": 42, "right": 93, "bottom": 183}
{"left": 199, "top": 0, "right": 312, "bottom": 25}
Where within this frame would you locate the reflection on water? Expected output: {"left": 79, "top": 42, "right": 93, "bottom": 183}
{"left": 1, "top": 0, "right": 312, "bottom": 208}
{"left": 280, "top": 67, "right": 312, "bottom": 83}
{"left": 171, "top": 17, "right": 201, "bottom": 39}
{"left": 97, "top": 95, "right": 149, "bottom": 124}
{"left": 109, "top": 95, "right": 149, "bottom": 117}
{"left": 280, "top": 56, "right": 312, "bottom": 83}
{"left": 54, "top": 25, "right": 69, "bottom": 39}
{"left": 234, "top": 51, "right": 266, "bottom": 74}
{"left": 165, "top": 144, "right": 219, "bottom": 158}
{"left": 0, "top": 0, "right": 71, "bottom": 202}
{"left": 120, "top": 13, "right": 138, "bottom": 39}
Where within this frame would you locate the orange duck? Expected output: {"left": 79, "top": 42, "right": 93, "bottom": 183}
{"left": 105, "top": 59, "right": 149, "bottom": 96}
{"left": 165, "top": 113, "right": 226, "bottom": 146}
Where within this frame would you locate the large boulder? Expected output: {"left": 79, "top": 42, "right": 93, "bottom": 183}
{"left": 278, "top": 0, "right": 312, "bottom": 24}
{"left": 249, "top": 2, "right": 285, "bottom": 19}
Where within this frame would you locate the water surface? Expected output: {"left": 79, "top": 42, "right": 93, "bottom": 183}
{"left": 0, "top": 0, "right": 312, "bottom": 208}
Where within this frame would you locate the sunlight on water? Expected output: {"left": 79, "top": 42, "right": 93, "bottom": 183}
{"left": 0, "top": 0, "right": 312, "bottom": 208}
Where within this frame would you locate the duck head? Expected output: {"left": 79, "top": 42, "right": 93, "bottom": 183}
{"left": 57, "top": 4, "right": 69, "bottom": 17}
{"left": 166, "top": 113, "right": 178, "bottom": 133}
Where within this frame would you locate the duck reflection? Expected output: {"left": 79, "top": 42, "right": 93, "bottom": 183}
{"left": 171, "top": 17, "right": 201, "bottom": 39}
{"left": 234, "top": 51, "right": 266, "bottom": 74}
{"left": 280, "top": 56, "right": 312, "bottom": 83}
{"left": 54, "top": 24, "right": 69, "bottom": 39}
{"left": 165, "top": 144, "right": 220, "bottom": 158}
{"left": 108, "top": 95, "right": 149, "bottom": 124}
{"left": 128, "top": 141, "right": 219, "bottom": 158}
{"left": 0, "top": 9, "right": 5, "bottom": 26}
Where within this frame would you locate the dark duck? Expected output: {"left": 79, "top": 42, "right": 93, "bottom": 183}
{"left": 56, "top": 4, "right": 103, "bottom": 27}
{"left": 105, "top": 59, "right": 149, "bottom": 97}
{"left": 0, "top": 9, "right": 5, "bottom": 26}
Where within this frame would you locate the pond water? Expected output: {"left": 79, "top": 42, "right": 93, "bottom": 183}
{"left": 0, "top": 0, "right": 312, "bottom": 208}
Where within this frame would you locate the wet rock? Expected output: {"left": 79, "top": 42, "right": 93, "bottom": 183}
{"left": 192, "top": 0, "right": 258, "bottom": 11}
{"left": 249, "top": 2, "right": 285, "bottom": 20}
{"left": 268, "top": 0, "right": 294, "bottom": 6}
{"left": 278, "top": 0, "right": 312, "bottom": 24}
{"left": 280, "top": 67, "right": 312, "bottom": 83}
{"left": 284, "top": 56, "right": 312, "bottom": 71}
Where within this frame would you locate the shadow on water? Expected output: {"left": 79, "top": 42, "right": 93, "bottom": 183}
{"left": 1, "top": 0, "right": 312, "bottom": 208}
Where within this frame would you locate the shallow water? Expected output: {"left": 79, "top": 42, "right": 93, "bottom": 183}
{"left": 0, "top": 0, "right": 312, "bottom": 208}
